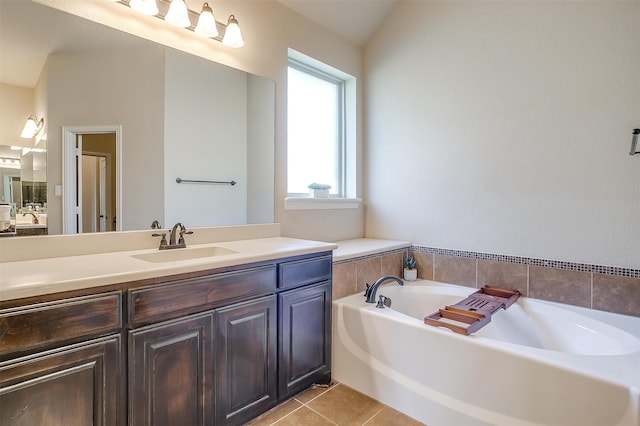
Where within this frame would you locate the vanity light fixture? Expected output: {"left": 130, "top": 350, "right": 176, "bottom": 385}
{"left": 20, "top": 116, "right": 44, "bottom": 139}
{"left": 115, "top": 0, "right": 244, "bottom": 47}
{"left": 222, "top": 15, "right": 244, "bottom": 48}
{"left": 165, "top": 0, "right": 191, "bottom": 27}
{"left": 195, "top": 2, "right": 218, "bottom": 38}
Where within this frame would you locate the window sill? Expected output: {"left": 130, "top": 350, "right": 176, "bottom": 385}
{"left": 284, "top": 197, "right": 362, "bottom": 210}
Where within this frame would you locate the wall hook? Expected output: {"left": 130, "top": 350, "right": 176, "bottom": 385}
{"left": 630, "top": 128, "right": 640, "bottom": 155}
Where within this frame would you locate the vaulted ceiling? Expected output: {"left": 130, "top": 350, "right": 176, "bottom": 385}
{"left": 0, "top": 1, "right": 397, "bottom": 88}
{"left": 277, "top": 0, "right": 399, "bottom": 46}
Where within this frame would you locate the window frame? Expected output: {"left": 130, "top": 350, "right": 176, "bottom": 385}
{"left": 287, "top": 58, "right": 347, "bottom": 198}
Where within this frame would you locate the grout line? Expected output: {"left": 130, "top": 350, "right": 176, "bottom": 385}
{"left": 361, "top": 407, "right": 385, "bottom": 425}
{"left": 431, "top": 253, "right": 435, "bottom": 280}
{"left": 304, "top": 404, "right": 339, "bottom": 425}
{"left": 433, "top": 253, "right": 437, "bottom": 281}
{"left": 590, "top": 271, "right": 594, "bottom": 309}
{"left": 267, "top": 404, "right": 305, "bottom": 426}
{"left": 475, "top": 258, "right": 479, "bottom": 288}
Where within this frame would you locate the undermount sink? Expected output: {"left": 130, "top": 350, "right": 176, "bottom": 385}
{"left": 131, "top": 246, "right": 237, "bottom": 263}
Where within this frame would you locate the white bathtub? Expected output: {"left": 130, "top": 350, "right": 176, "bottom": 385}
{"left": 332, "top": 280, "right": 640, "bottom": 426}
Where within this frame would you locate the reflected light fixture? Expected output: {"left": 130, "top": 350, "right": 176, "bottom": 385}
{"left": 222, "top": 15, "right": 244, "bottom": 48}
{"left": 129, "top": 0, "right": 159, "bottom": 15}
{"left": 20, "top": 116, "right": 44, "bottom": 139}
{"left": 195, "top": 2, "right": 218, "bottom": 38}
{"left": 165, "top": 0, "right": 190, "bottom": 27}
{"left": 0, "top": 158, "right": 21, "bottom": 169}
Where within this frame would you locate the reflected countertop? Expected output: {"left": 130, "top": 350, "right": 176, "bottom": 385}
{"left": 0, "top": 236, "right": 337, "bottom": 302}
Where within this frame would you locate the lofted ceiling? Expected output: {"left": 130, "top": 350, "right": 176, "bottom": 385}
{"left": 0, "top": 1, "right": 154, "bottom": 89}
{"left": 0, "top": 1, "right": 397, "bottom": 89}
{"left": 277, "top": 0, "right": 399, "bottom": 46}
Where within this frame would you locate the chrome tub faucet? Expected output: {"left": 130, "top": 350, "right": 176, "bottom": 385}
{"left": 364, "top": 275, "right": 404, "bottom": 303}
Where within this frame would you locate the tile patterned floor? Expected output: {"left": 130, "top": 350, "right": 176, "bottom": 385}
{"left": 248, "top": 382, "right": 426, "bottom": 426}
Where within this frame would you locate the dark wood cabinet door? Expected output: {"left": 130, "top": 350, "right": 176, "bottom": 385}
{"left": 129, "top": 312, "right": 214, "bottom": 426}
{"left": 279, "top": 281, "right": 332, "bottom": 399}
{"left": 215, "top": 296, "right": 277, "bottom": 426}
{"left": 0, "top": 336, "right": 122, "bottom": 426}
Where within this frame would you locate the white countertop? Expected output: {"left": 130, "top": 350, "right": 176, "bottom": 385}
{"left": 332, "top": 238, "right": 410, "bottom": 262}
{"left": 0, "top": 237, "right": 337, "bottom": 301}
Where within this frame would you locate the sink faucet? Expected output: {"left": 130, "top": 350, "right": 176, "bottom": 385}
{"left": 169, "top": 222, "right": 184, "bottom": 246}
{"left": 364, "top": 275, "right": 404, "bottom": 303}
{"left": 168, "top": 222, "right": 194, "bottom": 248}
{"left": 23, "top": 212, "right": 39, "bottom": 224}
{"left": 151, "top": 222, "right": 194, "bottom": 250}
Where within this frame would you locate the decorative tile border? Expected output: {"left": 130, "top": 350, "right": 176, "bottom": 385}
{"left": 411, "top": 246, "right": 640, "bottom": 278}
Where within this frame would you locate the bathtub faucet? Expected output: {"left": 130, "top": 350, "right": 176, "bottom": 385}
{"left": 364, "top": 275, "right": 404, "bottom": 303}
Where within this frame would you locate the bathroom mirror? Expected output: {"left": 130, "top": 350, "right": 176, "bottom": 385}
{"left": 0, "top": 1, "right": 275, "bottom": 235}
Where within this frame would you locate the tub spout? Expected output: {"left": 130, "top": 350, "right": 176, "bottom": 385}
{"left": 364, "top": 275, "right": 404, "bottom": 303}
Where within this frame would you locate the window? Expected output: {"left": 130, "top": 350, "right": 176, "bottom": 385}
{"left": 287, "top": 55, "right": 347, "bottom": 197}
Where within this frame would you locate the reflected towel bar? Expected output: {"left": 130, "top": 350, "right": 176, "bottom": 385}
{"left": 176, "top": 177, "right": 237, "bottom": 186}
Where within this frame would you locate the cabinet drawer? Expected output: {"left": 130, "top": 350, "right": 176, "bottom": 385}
{"left": 278, "top": 254, "right": 332, "bottom": 289}
{"left": 129, "top": 265, "right": 277, "bottom": 327}
{"left": 0, "top": 292, "right": 122, "bottom": 357}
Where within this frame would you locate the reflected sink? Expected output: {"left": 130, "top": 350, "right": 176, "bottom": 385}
{"left": 132, "top": 246, "right": 237, "bottom": 263}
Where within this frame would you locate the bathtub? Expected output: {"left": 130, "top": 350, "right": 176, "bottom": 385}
{"left": 332, "top": 280, "right": 640, "bottom": 426}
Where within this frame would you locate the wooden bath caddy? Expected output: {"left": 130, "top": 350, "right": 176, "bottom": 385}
{"left": 424, "top": 285, "right": 520, "bottom": 335}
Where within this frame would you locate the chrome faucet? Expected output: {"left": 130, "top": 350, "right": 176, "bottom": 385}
{"left": 152, "top": 222, "right": 193, "bottom": 250}
{"left": 168, "top": 222, "right": 193, "bottom": 247}
{"left": 364, "top": 275, "right": 404, "bottom": 303}
{"left": 23, "top": 211, "right": 39, "bottom": 224}
{"left": 169, "top": 222, "right": 182, "bottom": 246}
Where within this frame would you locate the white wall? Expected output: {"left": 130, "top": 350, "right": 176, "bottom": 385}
{"left": 365, "top": 1, "right": 640, "bottom": 268}
{"left": 164, "top": 49, "right": 247, "bottom": 227}
{"left": 0, "top": 84, "right": 33, "bottom": 149}
{"left": 0, "top": 84, "right": 33, "bottom": 203}
{"left": 247, "top": 74, "right": 276, "bottom": 224}
{"left": 38, "top": 0, "right": 365, "bottom": 242}
{"left": 46, "top": 48, "right": 166, "bottom": 233}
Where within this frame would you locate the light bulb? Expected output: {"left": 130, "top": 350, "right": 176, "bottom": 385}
{"left": 165, "top": 0, "right": 191, "bottom": 28}
{"left": 222, "top": 15, "right": 244, "bottom": 48}
{"left": 129, "top": 0, "right": 158, "bottom": 15}
{"left": 195, "top": 3, "right": 218, "bottom": 38}
{"left": 20, "top": 116, "right": 43, "bottom": 138}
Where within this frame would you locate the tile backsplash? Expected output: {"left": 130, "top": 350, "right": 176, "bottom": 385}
{"left": 332, "top": 246, "right": 640, "bottom": 318}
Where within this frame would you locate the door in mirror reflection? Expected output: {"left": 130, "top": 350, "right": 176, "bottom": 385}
{"left": 63, "top": 126, "right": 121, "bottom": 234}
{"left": 82, "top": 153, "right": 109, "bottom": 232}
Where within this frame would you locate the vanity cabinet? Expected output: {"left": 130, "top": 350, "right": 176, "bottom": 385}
{"left": 127, "top": 265, "right": 277, "bottom": 426}
{"left": 129, "top": 312, "right": 215, "bottom": 426}
{"left": 278, "top": 255, "right": 332, "bottom": 399}
{"left": 0, "top": 292, "right": 124, "bottom": 425}
{"left": 0, "top": 250, "right": 332, "bottom": 426}
{"left": 215, "top": 296, "right": 277, "bottom": 426}
{"left": 278, "top": 282, "right": 332, "bottom": 399}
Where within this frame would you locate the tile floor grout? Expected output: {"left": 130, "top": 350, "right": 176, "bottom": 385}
{"left": 248, "top": 381, "right": 425, "bottom": 426}
{"left": 361, "top": 407, "right": 386, "bottom": 425}
{"left": 303, "top": 404, "right": 340, "bottom": 426}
